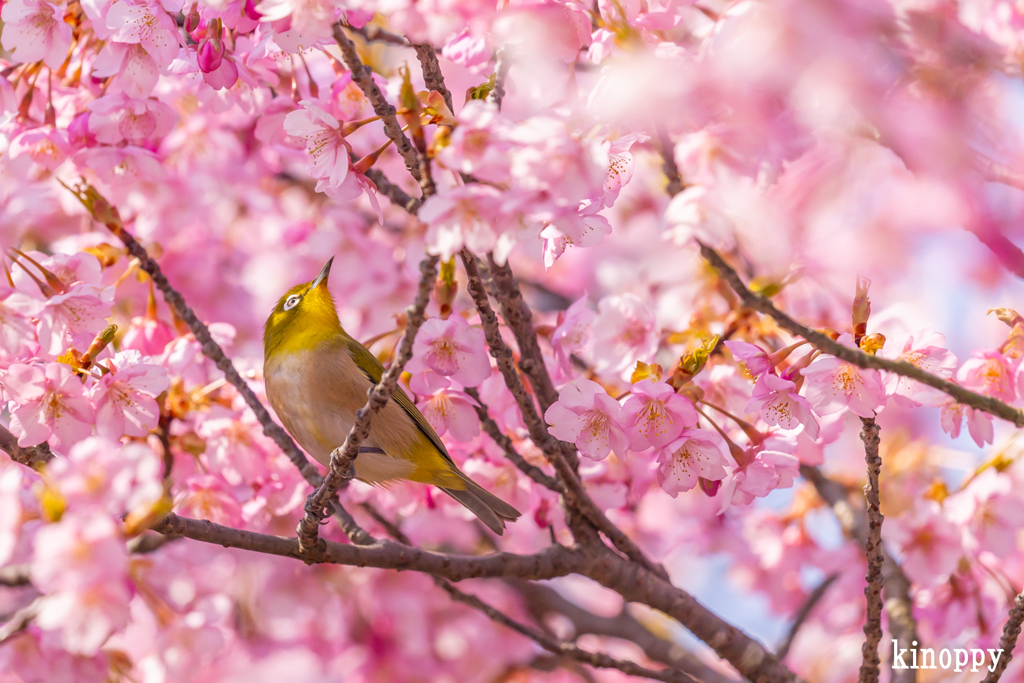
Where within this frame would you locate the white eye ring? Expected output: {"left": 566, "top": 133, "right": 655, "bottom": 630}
{"left": 284, "top": 295, "right": 301, "bottom": 311}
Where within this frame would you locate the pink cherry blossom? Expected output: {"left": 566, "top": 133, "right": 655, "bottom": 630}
{"left": 601, "top": 132, "right": 649, "bottom": 208}
{"left": 551, "top": 295, "right": 594, "bottom": 378}
{"left": 945, "top": 468, "right": 1024, "bottom": 558}
{"left": 939, "top": 400, "right": 994, "bottom": 447}
{"left": 883, "top": 333, "right": 958, "bottom": 407}
{"left": 406, "top": 315, "right": 491, "bottom": 387}
{"left": 3, "top": 363, "right": 94, "bottom": 452}
{"left": 0, "top": 0, "right": 72, "bottom": 69}
{"left": 106, "top": 1, "right": 181, "bottom": 67}
{"left": 34, "top": 283, "right": 115, "bottom": 357}
{"left": 409, "top": 372, "right": 481, "bottom": 442}
{"left": 0, "top": 285, "right": 36, "bottom": 360}
{"left": 283, "top": 101, "right": 352, "bottom": 189}
{"left": 622, "top": 379, "right": 698, "bottom": 450}
{"left": 591, "top": 293, "right": 658, "bottom": 375}
{"left": 544, "top": 378, "right": 628, "bottom": 460}
{"left": 49, "top": 438, "right": 164, "bottom": 516}
{"left": 90, "top": 350, "right": 169, "bottom": 439}
{"left": 31, "top": 511, "right": 130, "bottom": 655}
{"left": 655, "top": 428, "right": 729, "bottom": 496}
{"left": 746, "top": 372, "right": 819, "bottom": 439}
{"left": 91, "top": 43, "right": 160, "bottom": 98}
{"left": 957, "top": 349, "right": 1017, "bottom": 403}
{"left": 720, "top": 449, "right": 800, "bottom": 512}
{"left": 7, "top": 126, "right": 71, "bottom": 173}
{"left": 436, "top": 101, "right": 515, "bottom": 183}
{"left": 87, "top": 94, "right": 176, "bottom": 146}
{"left": 440, "top": 29, "right": 490, "bottom": 72}
{"left": 723, "top": 340, "right": 772, "bottom": 377}
{"left": 418, "top": 184, "right": 508, "bottom": 260}
{"left": 801, "top": 337, "right": 886, "bottom": 418}
{"left": 884, "top": 499, "right": 963, "bottom": 585}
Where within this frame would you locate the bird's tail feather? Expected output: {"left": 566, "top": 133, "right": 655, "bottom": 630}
{"left": 441, "top": 477, "right": 521, "bottom": 535}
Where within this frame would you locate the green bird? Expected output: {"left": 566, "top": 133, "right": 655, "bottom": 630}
{"left": 263, "top": 258, "right": 521, "bottom": 534}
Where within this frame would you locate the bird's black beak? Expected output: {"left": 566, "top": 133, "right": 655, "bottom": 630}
{"left": 310, "top": 257, "right": 334, "bottom": 291}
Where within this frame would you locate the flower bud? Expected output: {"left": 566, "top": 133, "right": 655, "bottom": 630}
{"left": 699, "top": 477, "right": 721, "bottom": 497}
{"left": 859, "top": 332, "right": 885, "bottom": 355}
{"left": 197, "top": 37, "right": 224, "bottom": 74}
{"left": 184, "top": 1, "right": 201, "bottom": 32}
{"left": 242, "top": 0, "right": 261, "bottom": 20}
{"left": 852, "top": 275, "right": 871, "bottom": 343}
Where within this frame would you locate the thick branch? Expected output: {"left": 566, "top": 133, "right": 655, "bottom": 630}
{"left": 297, "top": 256, "right": 439, "bottom": 550}
{"left": 858, "top": 418, "right": 883, "bottom": 683}
{"left": 0, "top": 424, "right": 53, "bottom": 468}
{"left": 983, "top": 592, "right": 1024, "bottom": 683}
{"left": 513, "top": 580, "right": 735, "bottom": 683}
{"left": 153, "top": 512, "right": 582, "bottom": 580}
{"left": 586, "top": 549, "right": 803, "bottom": 683}
{"left": 486, "top": 254, "right": 560, "bottom": 415}
{"left": 414, "top": 44, "right": 454, "bottom": 113}
{"left": 698, "top": 242, "right": 1024, "bottom": 428}
{"left": 437, "top": 580, "right": 700, "bottom": 683}
{"left": 333, "top": 24, "right": 435, "bottom": 196}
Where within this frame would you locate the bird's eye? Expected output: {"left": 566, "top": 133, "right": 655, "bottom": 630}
{"left": 284, "top": 295, "right": 301, "bottom": 311}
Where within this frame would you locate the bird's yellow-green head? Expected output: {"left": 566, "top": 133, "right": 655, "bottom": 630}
{"left": 263, "top": 257, "right": 346, "bottom": 360}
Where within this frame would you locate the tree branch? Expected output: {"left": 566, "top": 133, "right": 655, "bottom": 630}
{"left": 513, "top": 580, "right": 736, "bottom": 683}
{"left": 333, "top": 23, "right": 435, "bottom": 196}
{"left": 363, "top": 167, "right": 423, "bottom": 214}
{"left": 153, "top": 512, "right": 583, "bottom": 581}
{"left": 858, "top": 418, "right": 883, "bottom": 683}
{"left": 0, "top": 424, "right": 53, "bottom": 468}
{"left": 0, "top": 598, "right": 41, "bottom": 644}
{"left": 776, "top": 573, "right": 840, "bottom": 661}
{"left": 983, "top": 592, "right": 1024, "bottom": 683}
{"left": 414, "top": 44, "right": 454, "bottom": 114}
{"left": 464, "top": 386, "right": 563, "bottom": 492}
{"left": 800, "top": 464, "right": 919, "bottom": 683}
{"left": 460, "top": 249, "right": 669, "bottom": 580}
{"left": 697, "top": 242, "right": 1024, "bottom": 428}
{"left": 437, "top": 580, "right": 702, "bottom": 683}
{"left": 487, "top": 47, "right": 510, "bottom": 109}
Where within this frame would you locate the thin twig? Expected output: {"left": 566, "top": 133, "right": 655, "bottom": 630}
{"left": 858, "top": 418, "right": 883, "bottom": 683}
{"left": 363, "top": 167, "right": 423, "bottom": 214}
{"left": 983, "top": 592, "right": 1024, "bottom": 683}
{"left": 776, "top": 573, "right": 840, "bottom": 661}
{"left": 0, "top": 598, "right": 41, "bottom": 644}
{"left": 658, "top": 128, "right": 685, "bottom": 197}
{"left": 697, "top": 242, "right": 1024, "bottom": 427}
{"left": 488, "top": 47, "right": 510, "bottom": 109}
{"left": 0, "top": 424, "right": 53, "bottom": 468}
{"left": 464, "top": 386, "right": 563, "bottom": 492}
{"left": 296, "top": 256, "right": 439, "bottom": 553}
{"left": 347, "top": 23, "right": 413, "bottom": 47}
{"left": 0, "top": 565, "right": 30, "bottom": 587}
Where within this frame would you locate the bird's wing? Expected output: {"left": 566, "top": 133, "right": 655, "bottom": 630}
{"left": 346, "top": 336, "right": 454, "bottom": 461}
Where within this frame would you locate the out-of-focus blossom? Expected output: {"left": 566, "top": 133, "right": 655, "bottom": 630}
{"left": 945, "top": 469, "right": 1024, "bottom": 557}
{"left": 406, "top": 315, "right": 490, "bottom": 387}
{"left": 419, "top": 184, "right": 509, "bottom": 260}
{"left": 885, "top": 499, "right": 963, "bottom": 585}
{"left": 88, "top": 94, "right": 176, "bottom": 146}
{"left": 441, "top": 29, "right": 490, "bottom": 72}
{"left": 939, "top": 400, "right": 994, "bottom": 447}
{"left": 551, "top": 295, "right": 594, "bottom": 377}
{"left": 545, "top": 378, "right": 628, "bottom": 460}
{"left": 591, "top": 294, "right": 658, "bottom": 375}
{"left": 957, "top": 349, "right": 1017, "bottom": 403}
